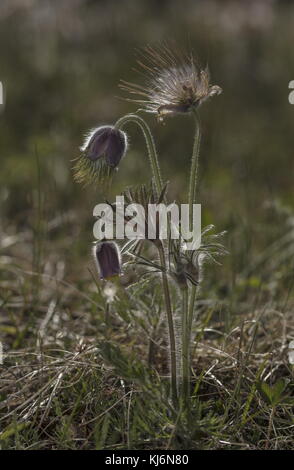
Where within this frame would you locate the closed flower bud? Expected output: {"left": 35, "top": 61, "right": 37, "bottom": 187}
{"left": 81, "top": 126, "right": 127, "bottom": 168}
{"left": 94, "top": 241, "right": 121, "bottom": 280}
{"left": 105, "top": 128, "right": 127, "bottom": 168}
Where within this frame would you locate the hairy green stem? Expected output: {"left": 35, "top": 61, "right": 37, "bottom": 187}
{"left": 188, "top": 111, "right": 201, "bottom": 224}
{"left": 187, "top": 286, "right": 197, "bottom": 346}
{"left": 158, "top": 242, "right": 178, "bottom": 405}
{"left": 115, "top": 113, "right": 177, "bottom": 403}
{"left": 114, "top": 113, "right": 163, "bottom": 196}
{"left": 181, "top": 287, "right": 189, "bottom": 409}
{"left": 187, "top": 111, "right": 202, "bottom": 362}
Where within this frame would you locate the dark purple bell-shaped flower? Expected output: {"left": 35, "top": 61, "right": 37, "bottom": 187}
{"left": 81, "top": 126, "right": 127, "bottom": 168}
{"left": 94, "top": 241, "right": 121, "bottom": 280}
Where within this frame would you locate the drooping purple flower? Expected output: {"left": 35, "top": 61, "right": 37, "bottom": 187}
{"left": 81, "top": 126, "right": 127, "bottom": 168}
{"left": 94, "top": 241, "right": 121, "bottom": 280}
{"left": 105, "top": 128, "right": 127, "bottom": 168}
{"left": 82, "top": 127, "right": 111, "bottom": 162}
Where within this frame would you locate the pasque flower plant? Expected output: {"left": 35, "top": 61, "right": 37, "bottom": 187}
{"left": 74, "top": 44, "right": 223, "bottom": 411}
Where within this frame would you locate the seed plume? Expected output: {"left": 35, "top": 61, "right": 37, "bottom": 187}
{"left": 119, "top": 44, "right": 222, "bottom": 120}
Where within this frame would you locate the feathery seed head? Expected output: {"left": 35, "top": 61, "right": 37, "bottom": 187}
{"left": 119, "top": 44, "right": 222, "bottom": 120}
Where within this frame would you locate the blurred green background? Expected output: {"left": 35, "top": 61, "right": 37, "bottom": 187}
{"left": 0, "top": 0, "right": 293, "bottom": 292}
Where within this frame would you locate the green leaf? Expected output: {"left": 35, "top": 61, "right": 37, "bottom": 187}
{"left": 271, "top": 378, "right": 290, "bottom": 405}
{"left": 257, "top": 378, "right": 290, "bottom": 406}
{"left": 95, "top": 413, "right": 111, "bottom": 450}
{"left": 257, "top": 381, "right": 274, "bottom": 405}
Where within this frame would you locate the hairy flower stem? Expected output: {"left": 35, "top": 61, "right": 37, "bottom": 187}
{"left": 115, "top": 113, "right": 177, "bottom": 404}
{"left": 158, "top": 242, "right": 178, "bottom": 405}
{"left": 188, "top": 110, "right": 201, "bottom": 225}
{"left": 114, "top": 114, "right": 163, "bottom": 197}
{"left": 186, "top": 111, "right": 202, "bottom": 399}
{"left": 187, "top": 287, "right": 197, "bottom": 351}
{"left": 181, "top": 287, "right": 190, "bottom": 410}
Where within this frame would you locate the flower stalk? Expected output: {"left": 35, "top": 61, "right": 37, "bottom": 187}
{"left": 114, "top": 113, "right": 163, "bottom": 197}
{"left": 157, "top": 242, "right": 178, "bottom": 405}
{"left": 188, "top": 110, "right": 201, "bottom": 225}
{"left": 115, "top": 113, "right": 178, "bottom": 405}
{"left": 181, "top": 286, "right": 189, "bottom": 409}
{"left": 186, "top": 111, "right": 202, "bottom": 385}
